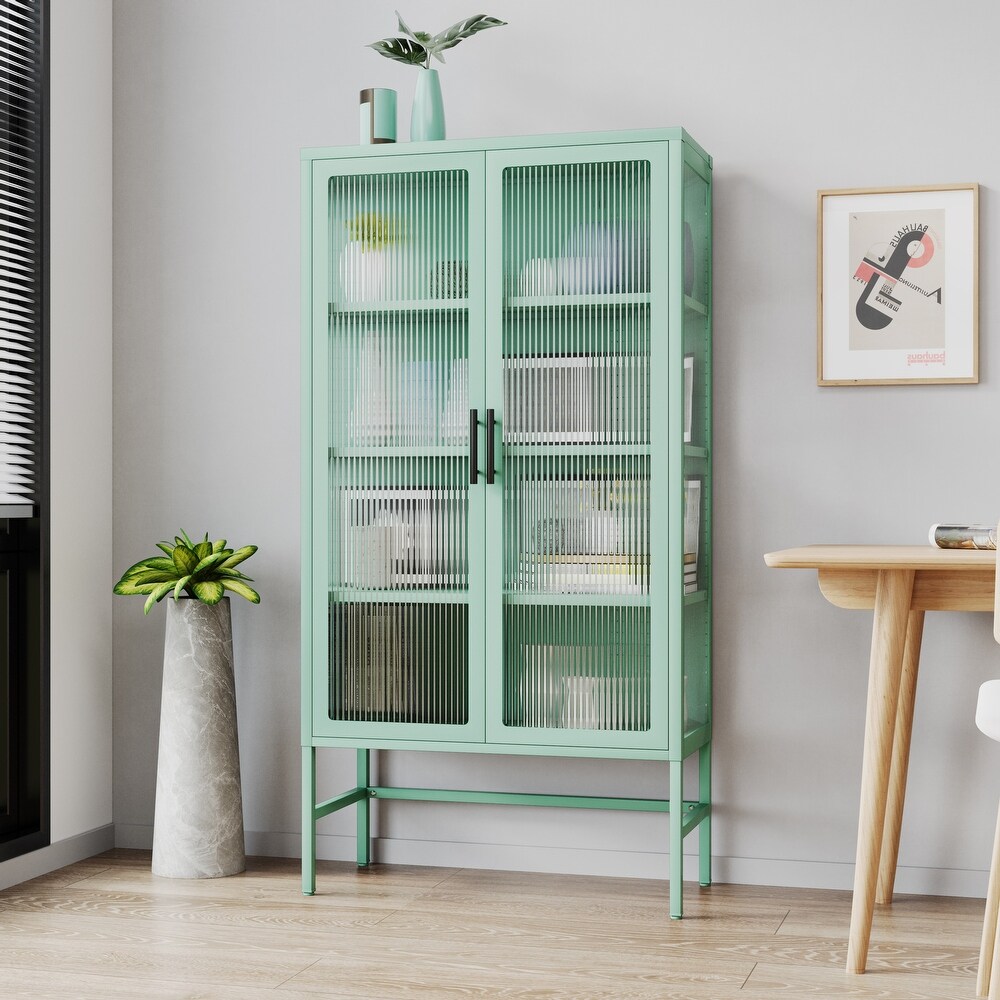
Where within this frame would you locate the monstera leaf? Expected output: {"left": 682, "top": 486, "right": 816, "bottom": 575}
{"left": 429, "top": 14, "right": 507, "bottom": 59}
{"left": 369, "top": 11, "right": 507, "bottom": 69}
{"left": 367, "top": 35, "right": 428, "bottom": 67}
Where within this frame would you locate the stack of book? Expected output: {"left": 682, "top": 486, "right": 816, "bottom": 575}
{"left": 683, "top": 553, "right": 698, "bottom": 594}
{"left": 519, "top": 554, "right": 647, "bottom": 595}
{"left": 683, "top": 479, "right": 701, "bottom": 594}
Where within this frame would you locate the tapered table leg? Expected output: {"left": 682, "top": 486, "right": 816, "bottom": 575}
{"left": 846, "top": 569, "right": 914, "bottom": 974}
{"left": 989, "top": 911, "right": 1000, "bottom": 1000}
{"left": 978, "top": 800, "right": 1000, "bottom": 997}
{"left": 876, "top": 609, "right": 925, "bottom": 904}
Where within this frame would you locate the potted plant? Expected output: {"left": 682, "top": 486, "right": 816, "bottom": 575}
{"left": 368, "top": 11, "right": 507, "bottom": 141}
{"left": 341, "top": 211, "right": 400, "bottom": 303}
{"left": 114, "top": 531, "right": 259, "bottom": 878}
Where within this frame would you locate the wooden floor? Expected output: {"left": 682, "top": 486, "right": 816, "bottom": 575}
{"left": 0, "top": 850, "right": 987, "bottom": 999}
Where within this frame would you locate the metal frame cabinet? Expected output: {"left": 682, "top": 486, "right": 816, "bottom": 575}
{"left": 301, "top": 128, "right": 712, "bottom": 917}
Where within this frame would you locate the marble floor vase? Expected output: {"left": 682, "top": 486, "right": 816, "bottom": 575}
{"left": 152, "top": 596, "right": 246, "bottom": 878}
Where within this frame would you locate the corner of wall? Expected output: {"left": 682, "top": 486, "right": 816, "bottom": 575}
{"left": 46, "top": 0, "right": 114, "bottom": 847}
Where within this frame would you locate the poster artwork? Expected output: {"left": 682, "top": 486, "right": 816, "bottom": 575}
{"left": 848, "top": 210, "right": 945, "bottom": 353}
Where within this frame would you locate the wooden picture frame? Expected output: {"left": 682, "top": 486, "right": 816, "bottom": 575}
{"left": 817, "top": 183, "right": 978, "bottom": 386}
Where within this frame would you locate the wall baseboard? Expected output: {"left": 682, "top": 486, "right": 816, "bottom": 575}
{"left": 0, "top": 824, "right": 115, "bottom": 891}
{"left": 113, "top": 824, "right": 989, "bottom": 900}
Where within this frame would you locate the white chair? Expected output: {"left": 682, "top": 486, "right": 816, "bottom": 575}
{"left": 975, "top": 566, "right": 1000, "bottom": 999}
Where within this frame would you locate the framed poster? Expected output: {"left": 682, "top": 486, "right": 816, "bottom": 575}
{"left": 817, "top": 184, "right": 978, "bottom": 385}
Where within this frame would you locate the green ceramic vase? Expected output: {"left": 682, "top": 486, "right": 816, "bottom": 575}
{"left": 410, "top": 68, "right": 445, "bottom": 141}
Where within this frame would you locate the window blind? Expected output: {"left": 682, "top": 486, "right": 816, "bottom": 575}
{"left": 0, "top": 0, "right": 46, "bottom": 861}
{"left": 0, "top": 0, "right": 44, "bottom": 516}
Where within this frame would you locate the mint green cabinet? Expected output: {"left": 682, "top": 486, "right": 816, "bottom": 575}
{"left": 302, "top": 129, "right": 712, "bottom": 917}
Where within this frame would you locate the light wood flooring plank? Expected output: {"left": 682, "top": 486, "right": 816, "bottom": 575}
{"left": 0, "top": 907, "right": 381, "bottom": 957}
{"left": 0, "top": 944, "right": 315, "bottom": 991}
{"left": 60, "top": 865, "right": 454, "bottom": 909}
{"left": 285, "top": 950, "right": 749, "bottom": 1000}
{"left": 16, "top": 859, "right": 115, "bottom": 889}
{"left": 646, "top": 931, "right": 978, "bottom": 979}
{"left": 394, "top": 885, "right": 789, "bottom": 932}
{"left": 373, "top": 901, "right": 789, "bottom": 947}
{"left": 0, "top": 966, "right": 349, "bottom": 1000}
{"left": 743, "top": 961, "right": 978, "bottom": 999}
{"left": 779, "top": 908, "right": 987, "bottom": 947}
{"left": 0, "top": 884, "right": 395, "bottom": 929}
{"left": 775, "top": 892, "right": 987, "bottom": 946}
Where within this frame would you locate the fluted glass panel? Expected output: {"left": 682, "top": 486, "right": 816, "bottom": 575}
{"left": 330, "top": 602, "right": 468, "bottom": 724}
{"left": 326, "top": 167, "right": 471, "bottom": 727}
{"left": 502, "top": 605, "right": 649, "bottom": 731}
{"left": 499, "top": 159, "right": 652, "bottom": 734}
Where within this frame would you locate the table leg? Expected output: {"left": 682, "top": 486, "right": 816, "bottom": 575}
{"left": 846, "top": 568, "right": 914, "bottom": 975}
{"left": 876, "top": 609, "right": 925, "bottom": 905}
{"left": 977, "top": 799, "right": 1000, "bottom": 998}
{"left": 989, "top": 914, "right": 1000, "bottom": 1000}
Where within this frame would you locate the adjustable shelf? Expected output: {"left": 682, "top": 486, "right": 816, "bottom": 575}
{"left": 331, "top": 446, "right": 468, "bottom": 459}
{"left": 331, "top": 298, "right": 470, "bottom": 317}
{"left": 506, "top": 292, "right": 651, "bottom": 310}
{"left": 504, "top": 443, "right": 650, "bottom": 457}
{"left": 331, "top": 588, "right": 469, "bottom": 604}
{"left": 503, "top": 591, "right": 651, "bottom": 608}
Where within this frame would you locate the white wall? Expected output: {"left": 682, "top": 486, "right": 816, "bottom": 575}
{"left": 0, "top": 0, "right": 114, "bottom": 890}
{"left": 112, "top": 0, "right": 1000, "bottom": 895}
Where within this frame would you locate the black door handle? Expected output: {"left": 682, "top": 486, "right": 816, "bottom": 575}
{"left": 469, "top": 408, "right": 478, "bottom": 484}
{"left": 485, "top": 409, "right": 495, "bottom": 484}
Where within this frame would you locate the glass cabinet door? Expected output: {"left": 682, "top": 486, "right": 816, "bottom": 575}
{"left": 484, "top": 144, "right": 670, "bottom": 750}
{"left": 309, "top": 153, "right": 486, "bottom": 741}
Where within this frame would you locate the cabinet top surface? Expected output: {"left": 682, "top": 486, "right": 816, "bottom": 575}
{"left": 764, "top": 544, "right": 996, "bottom": 570}
{"left": 301, "top": 126, "right": 711, "bottom": 165}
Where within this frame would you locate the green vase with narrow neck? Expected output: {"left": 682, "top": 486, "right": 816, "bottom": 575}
{"left": 410, "top": 67, "right": 445, "bottom": 141}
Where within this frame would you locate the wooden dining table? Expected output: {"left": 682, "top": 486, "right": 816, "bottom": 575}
{"left": 763, "top": 544, "right": 997, "bottom": 974}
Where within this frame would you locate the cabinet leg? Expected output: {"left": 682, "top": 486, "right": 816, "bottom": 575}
{"left": 670, "top": 759, "right": 684, "bottom": 919}
{"left": 699, "top": 742, "right": 712, "bottom": 887}
{"left": 302, "top": 746, "right": 316, "bottom": 895}
{"left": 357, "top": 748, "right": 371, "bottom": 867}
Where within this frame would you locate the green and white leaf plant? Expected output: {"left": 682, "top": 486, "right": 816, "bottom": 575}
{"left": 114, "top": 530, "right": 260, "bottom": 614}
{"left": 368, "top": 11, "right": 507, "bottom": 70}
{"left": 341, "top": 211, "right": 402, "bottom": 301}
{"left": 346, "top": 212, "right": 400, "bottom": 253}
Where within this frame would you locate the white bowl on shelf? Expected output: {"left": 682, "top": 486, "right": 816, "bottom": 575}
{"left": 555, "top": 256, "right": 618, "bottom": 295}
{"left": 517, "top": 258, "right": 558, "bottom": 297}
{"left": 558, "top": 223, "right": 650, "bottom": 294}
